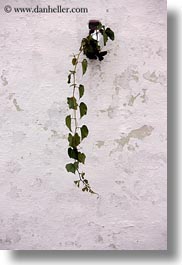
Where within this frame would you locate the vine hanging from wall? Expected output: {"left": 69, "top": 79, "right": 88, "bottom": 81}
{"left": 65, "top": 21, "right": 115, "bottom": 195}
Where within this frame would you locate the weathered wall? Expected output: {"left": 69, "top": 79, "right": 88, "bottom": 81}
{"left": 0, "top": 0, "right": 167, "bottom": 250}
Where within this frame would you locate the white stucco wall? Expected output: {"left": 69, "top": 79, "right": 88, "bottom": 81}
{"left": 0, "top": 0, "right": 167, "bottom": 250}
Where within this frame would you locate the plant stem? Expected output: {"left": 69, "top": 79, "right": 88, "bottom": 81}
{"left": 68, "top": 46, "right": 98, "bottom": 196}
{"left": 72, "top": 49, "right": 82, "bottom": 135}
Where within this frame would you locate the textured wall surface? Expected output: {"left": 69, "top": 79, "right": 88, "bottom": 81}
{"left": 0, "top": 0, "right": 167, "bottom": 250}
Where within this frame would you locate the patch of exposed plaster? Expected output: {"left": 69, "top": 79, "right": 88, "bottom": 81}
{"left": 50, "top": 130, "right": 62, "bottom": 139}
{"left": 1, "top": 70, "right": 8, "bottom": 86}
{"left": 8, "top": 93, "right": 15, "bottom": 100}
{"left": 7, "top": 185, "right": 22, "bottom": 199}
{"left": 128, "top": 93, "right": 140, "bottom": 106}
{"left": 111, "top": 125, "right": 154, "bottom": 153}
{"left": 12, "top": 131, "right": 26, "bottom": 144}
{"left": 96, "top": 141, "right": 105, "bottom": 148}
{"left": 156, "top": 47, "right": 166, "bottom": 59}
{"left": 96, "top": 235, "right": 104, "bottom": 243}
{"left": 0, "top": 230, "right": 21, "bottom": 246}
{"left": 13, "top": 99, "right": 23, "bottom": 111}
{"left": 108, "top": 243, "right": 117, "bottom": 249}
{"left": 129, "top": 125, "right": 154, "bottom": 140}
{"left": 6, "top": 161, "right": 21, "bottom": 174}
{"left": 44, "top": 102, "right": 64, "bottom": 128}
{"left": 113, "top": 65, "right": 139, "bottom": 94}
{"left": 30, "top": 177, "right": 43, "bottom": 188}
{"left": 143, "top": 71, "right": 166, "bottom": 85}
{"left": 100, "top": 105, "right": 117, "bottom": 118}
{"left": 127, "top": 144, "right": 136, "bottom": 151}
{"left": 140, "top": 89, "right": 148, "bottom": 103}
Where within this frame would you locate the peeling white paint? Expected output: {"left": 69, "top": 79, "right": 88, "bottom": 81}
{"left": 0, "top": 0, "right": 167, "bottom": 250}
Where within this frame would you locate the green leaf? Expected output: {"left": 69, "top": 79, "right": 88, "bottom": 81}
{"left": 82, "top": 187, "right": 88, "bottom": 192}
{"left": 67, "top": 73, "right": 71, "bottom": 84}
{"left": 79, "top": 102, "right": 87, "bottom": 118}
{"left": 65, "top": 115, "right": 72, "bottom": 132}
{"left": 67, "top": 97, "right": 78, "bottom": 110}
{"left": 68, "top": 147, "right": 78, "bottom": 160}
{"left": 74, "top": 161, "right": 79, "bottom": 170}
{"left": 68, "top": 133, "right": 72, "bottom": 145}
{"left": 79, "top": 84, "right": 84, "bottom": 99}
{"left": 103, "top": 31, "right": 108, "bottom": 46}
{"left": 78, "top": 152, "right": 86, "bottom": 164}
{"left": 105, "top": 28, "right": 115, "bottom": 41}
{"left": 80, "top": 125, "right": 89, "bottom": 140}
{"left": 68, "top": 148, "right": 86, "bottom": 164}
{"left": 65, "top": 162, "right": 78, "bottom": 174}
{"left": 68, "top": 133, "right": 80, "bottom": 148}
{"left": 96, "top": 22, "right": 102, "bottom": 30}
{"left": 74, "top": 180, "right": 80, "bottom": 187}
{"left": 72, "top": 57, "right": 77, "bottom": 65}
{"left": 81, "top": 172, "right": 85, "bottom": 179}
{"left": 82, "top": 59, "right": 88, "bottom": 75}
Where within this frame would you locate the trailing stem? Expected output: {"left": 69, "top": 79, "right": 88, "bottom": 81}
{"left": 65, "top": 22, "right": 114, "bottom": 195}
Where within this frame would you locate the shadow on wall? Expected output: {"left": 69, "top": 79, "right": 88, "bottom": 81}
{"left": 8, "top": 10, "right": 178, "bottom": 261}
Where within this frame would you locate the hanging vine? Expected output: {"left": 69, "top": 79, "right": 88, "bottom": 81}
{"left": 65, "top": 21, "right": 115, "bottom": 195}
